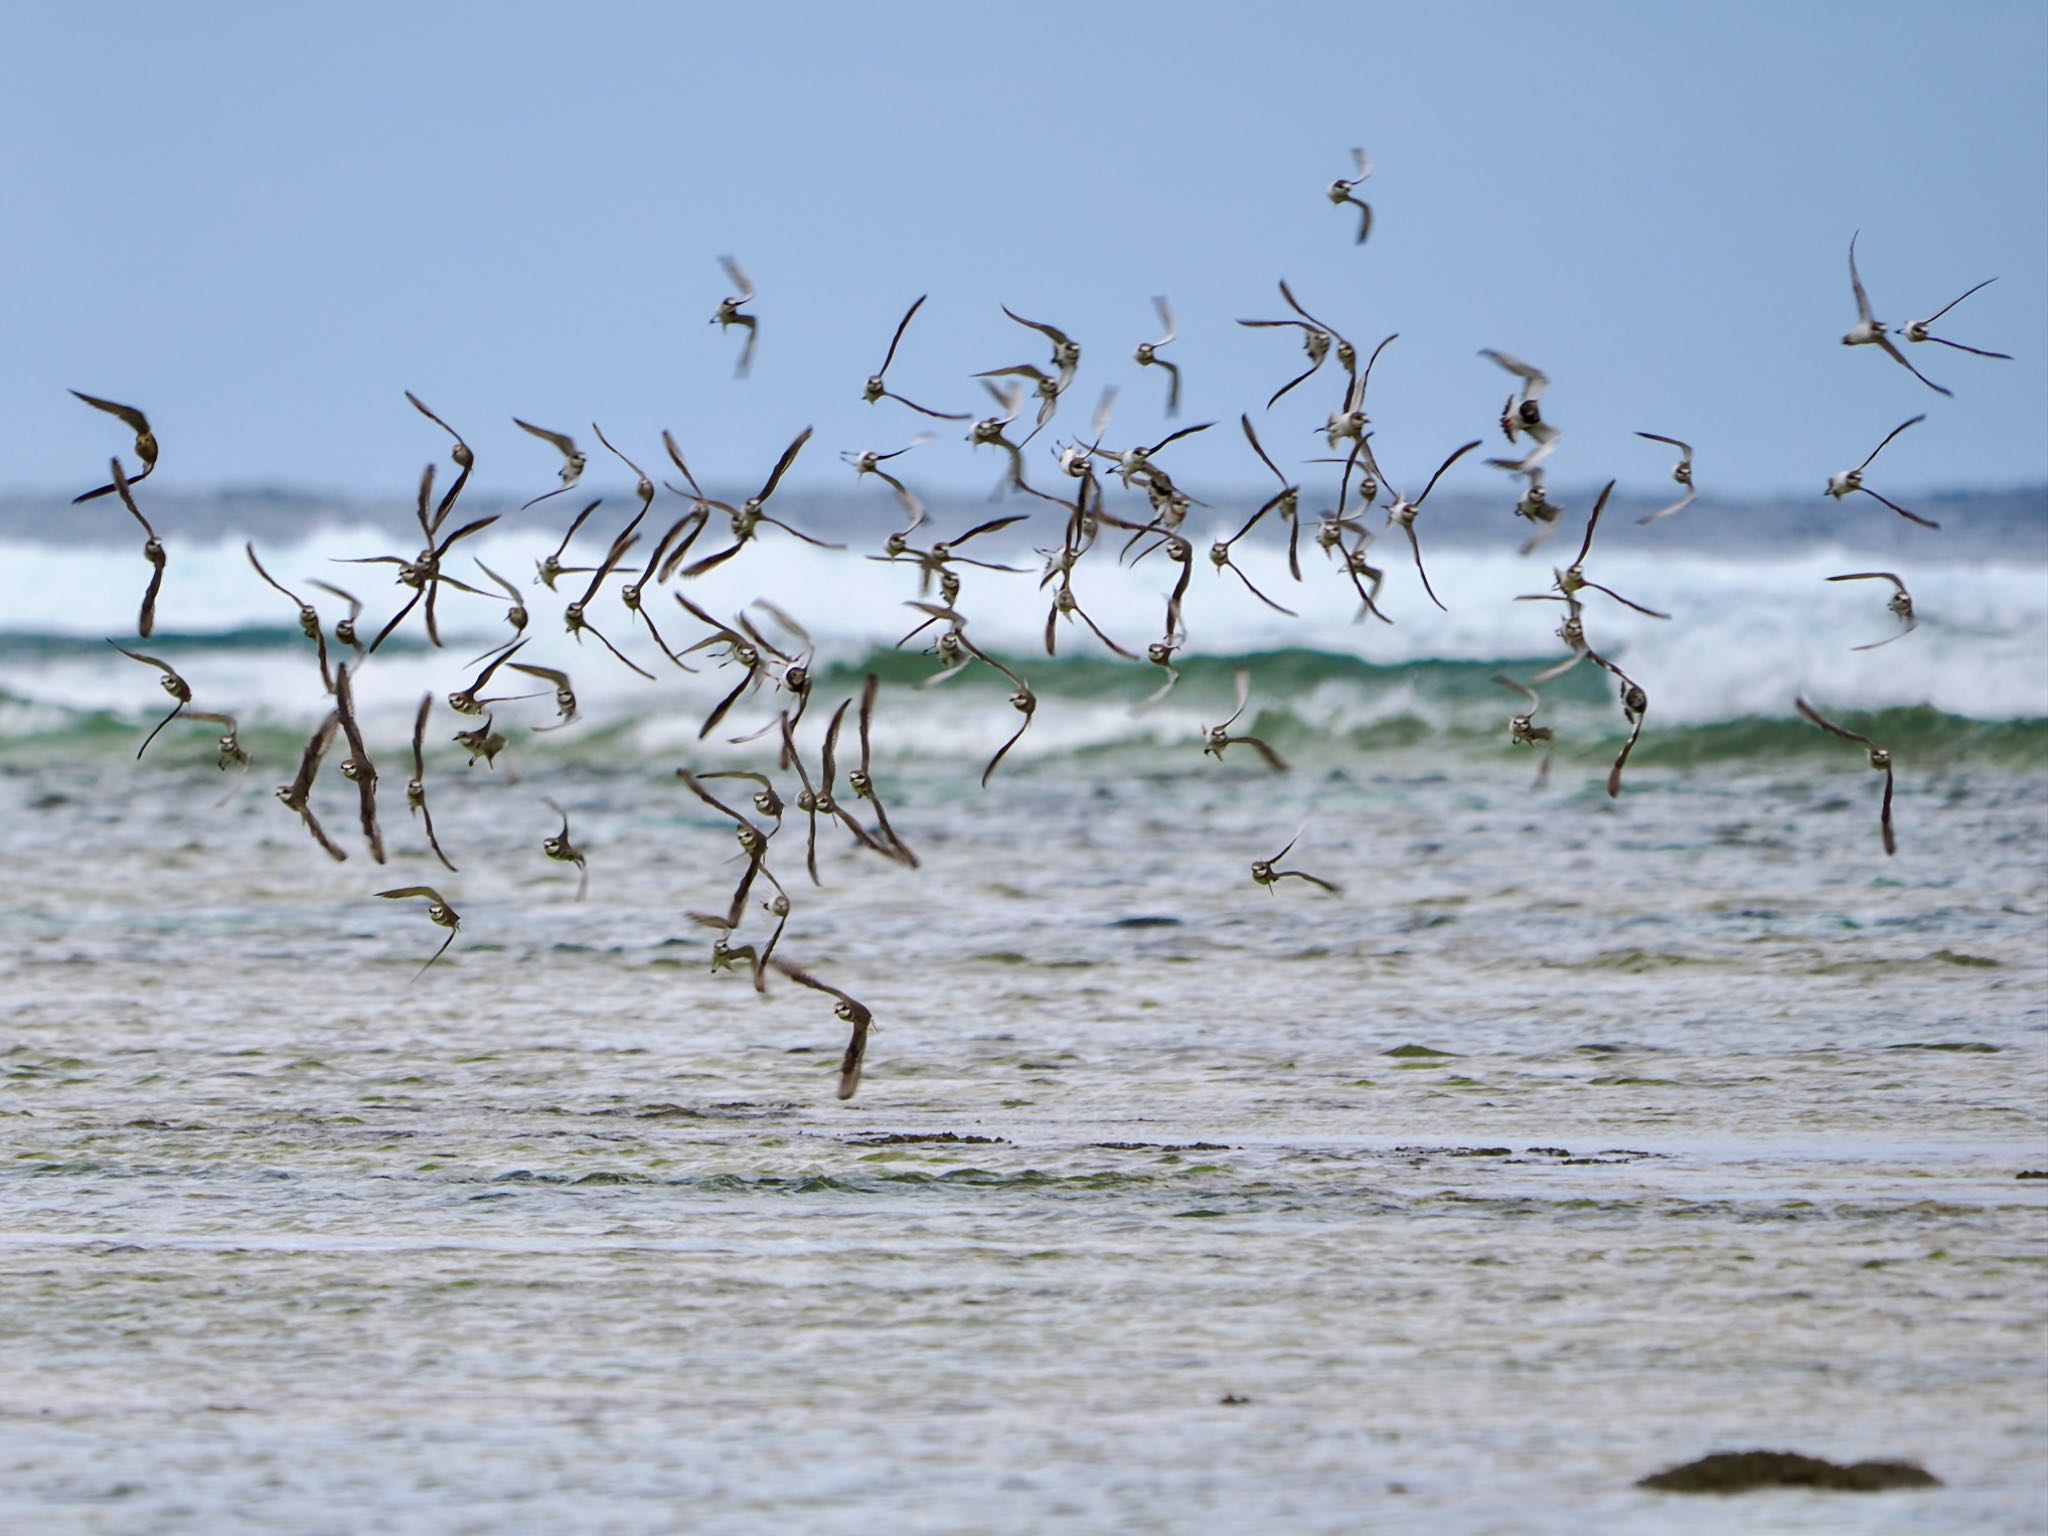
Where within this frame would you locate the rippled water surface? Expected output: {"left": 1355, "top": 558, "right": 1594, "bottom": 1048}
{"left": 4, "top": 739, "right": 2045, "bottom": 1535}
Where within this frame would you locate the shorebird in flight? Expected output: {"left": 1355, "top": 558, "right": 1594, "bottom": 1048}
{"left": 1326, "top": 147, "right": 1373, "bottom": 244}
{"left": 448, "top": 638, "right": 532, "bottom": 716}
{"left": 307, "top": 580, "right": 365, "bottom": 657}
{"left": 1003, "top": 304, "right": 1081, "bottom": 378}
{"left": 348, "top": 467, "right": 499, "bottom": 652}
{"left": 563, "top": 525, "right": 659, "bottom": 680}
{"left": 782, "top": 703, "right": 892, "bottom": 882}
{"left": 842, "top": 439, "right": 931, "bottom": 535}
{"left": 764, "top": 956, "right": 874, "bottom": 1100}
{"left": 862, "top": 294, "right": 969, "bottom": 420}
{"left": 1251, "top": 824, "right": 1341, "bottom": 895}
{"left": 534, "top": 498, "right": 602, "bottom": 589}
{"left": 70, "top": 391, "right": 158, "bottom": 503}
{"left": 674, "top": 593, "right": 787, "bottom": 739}
{"left": 1899, "top": 277, "right": 2010, "bottom": 360}
{"left": 1635, "top": 432, "right": 1697, "bottom": 524}
{"left": 1555, "top": 481, "right": 1671, "bottom": 618}
{"left": 1493, "top": 674, "right": 1556, "bottom": 786}
{"left": 681, "top": 426, "right": 843, "bottom": 578}
{"left": 405, "top": 391, "right": 474, "bottom": 528}
{"left": 406, "top": 694, "right": 458, "bottom": 872}
{"left": 471, "top": 560, "right": 530, "bottom": 645}
{"left": 332, "top": 662, "right": 387, "bottom": 864}
{"left": 277, "top": 711, "right": 349, "bottom": 861}
{"left": 1797, "top": 697, "right": 1897, "bottom": 855}
{"left": 452, "top": 714, "right": 509, "bottom": 768}
{"left": 185, "top": 711, "right": 248, "bottom": 774}
{"left": 1236, "top": 413, "right": 1304, "bottom": 581}
{"left": 1826, "top": 415, "right": 1937, "bottom": 528}
{"left": 616, "top": 512, "right": 705, "bottom": 669}
{"left": 695, "top": 768, "right": 786, "bottom": 833}
{"left": 1479, "top": 349, "right": 1555, "bottom": 451}
{"left": 513, "top": 418, "right": 589, "bottom": 509}
{"left": 1384, "top": 438, "right": 1481, "bottom": 611}
{"left": 592, "top": 422, "right": 656, "bottom": 518}
{"left": 1842, "top": 234, "right": 1951, "bottom": 396}
{"left": 1204, "top": 669, "right": 1289, "bottom": 772}
{"left": 108, "top": 641, "right": 192, "bottom": 759}
{"left": 1487, "top": 457, "right": 1565, "bottom": 555}
{"left": 712, "top": 256, "right": 759, "bottom": 377}
{"left": 1587, "top": 650, "right": 1649, "bottom": 798}
{"left": 377, "top": 887, "right": 461, "bottom": 978}
{"left": 1238, "top": 310, "right": 1330, "bottom": 409}
{"left": 1528, "top": 584, "right": 1591, "bottom": 685}
{"left": 1133, "top": 296, "right": 1182, "bottom": 416}
{"left": 247, "top": 542, "right": 335, "bottom": 693}
{"left": 966, "top": 381, "right": 1035, "bottom": 497}
{"left": 107, "top": 459, "right": 167, "bottom": 637}
{"left": 506, "top": 661, "right": 579, "bottom": 732}
{"left": 540, "top": 797, "right": 589, "bottom": 900}
{"left": 1826, "top": 571, "right": 1917, "bottom": 649}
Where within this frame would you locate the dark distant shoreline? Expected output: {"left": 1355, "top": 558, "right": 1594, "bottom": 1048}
{"left": 5, "top": 482, "right": 2044, "bottom": 561}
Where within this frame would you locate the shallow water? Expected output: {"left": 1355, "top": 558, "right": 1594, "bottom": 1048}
{"left": 3, "top": 738, "right": 2044, "bottom": 1534}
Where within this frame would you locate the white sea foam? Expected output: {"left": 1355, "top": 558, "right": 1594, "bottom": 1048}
{"left": 2, "top": 525, "right": 2044, "bottom": 736}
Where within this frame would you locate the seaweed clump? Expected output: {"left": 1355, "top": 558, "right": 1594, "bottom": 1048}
{"left": 1638, "top": 1450, "right": 1940, "bottom": 1494}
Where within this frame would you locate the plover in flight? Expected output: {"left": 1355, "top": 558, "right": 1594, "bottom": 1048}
{"left": 247, "top": 541, "right": 335, "bottom": 694}
{"left": 1900, "top": 277, "right": 2010, "bottom": 360}
{"left": 448, "top": 638, "right": 532, "bottom": 716}
{"left": 107, "top": 640, "right": 191, "bottom": 760}
{"left": 106, "top": 459, "right": 167, "bottom": 637}
{"left": 1204, "top": 669, "right": 1289, "bottom": 772}
{"left": 1826, "top": 571, "right": 1917, "bottom": 650}
{"left": 406, "top": 693, "right": 458, "bottom": 872}
{"left": 185, "top": 711, "right": 248, "bottom": 774}
{"left": 404, "top": 391, "right": 473, "bottom": 528}
{"left": 1556, "top": 481, "right": 1670, "bottom": 618}
{"left": 506, "top": 661, "right": 579, "bottom": 732}
{"left": 70, "top": 390, "right": 158, "bottom": 503}
{"left": 1826, "top": 415, "right": 1937, "bottom": 528}
{"left": 451, "top": 714, "right": 509, "bottom": 769}
{"left": 277, "top": 711, "right": 349, "bottom": 861}
{"left": 1492, "top": 674, "right": 1556, "bottom": 786}
{"left": 1634, "top": 432, "right": 1696, "bottom": 524}
{"left": 764, "top": 957, "right": 874, "bottom": 1100}
{"left": 513, "top": 418, "right": 589, "bottom": 509}
{"left": 1133, "top": 296, "right": 1182, "bottom": 416}
{"left": 681, "top": 426, "right": 843, "bottom": 578}
{"left": 1384, "top": 439, "right": 1481, "bottom": 611}
{"left": 592, "top": 422, "right": 656, "bottom": 517}
{"left": 863, "top": 294, "right": 969, "bottom": 420}
{"left": 1796, "top": 696, "right": 1897, "bottom": 855}
{"left": 533, "top": 498, "right": 601, "bottom": 590}
{"left": 332, "top": 661, "right": 387, "bottom": 864}
{"left": 1251, "top": 824, "right": 1341, "bottom": 895}
{"left": 1841, "top": 233, "right": 1951, "bottom": 396}
{"left": 848, "top": 673, "right": 918, "bottom": 867}
{"left": 307, "top": 580, "right": 365, "bottom": 656}
{"left": 1326, "top": 147, "right": 1373, "bottom": 244}
{"left": 1479, "top": 349, "right": 1554, "bottom": 448}
{"left": 1586, "top": 650, "right": 1649, "bottom": 798}
{"left": 540, "top": 797, "right": 589, "bottom": 900}
{"left": 376, "top": 886, "right": 461, "bottom": 978}
{"left": 712, "top": 255, "right": 759, "bottom": 377}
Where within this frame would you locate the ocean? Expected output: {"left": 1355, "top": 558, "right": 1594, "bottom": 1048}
{"left": 2, "top": 481, "right": 2044, "bottom": 1533}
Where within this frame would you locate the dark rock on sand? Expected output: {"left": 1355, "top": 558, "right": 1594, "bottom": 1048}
{"left": 1638, "top": 1450, "right": 1941, "bottom": 1494}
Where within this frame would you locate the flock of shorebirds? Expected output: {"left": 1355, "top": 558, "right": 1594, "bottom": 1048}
{"left": 75, "top": 158, "right": 2008, "bottom": 1096}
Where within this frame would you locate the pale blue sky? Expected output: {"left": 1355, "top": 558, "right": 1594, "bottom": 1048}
{"left": 4, "top": 0, "right": 2043, "bottom": 504}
